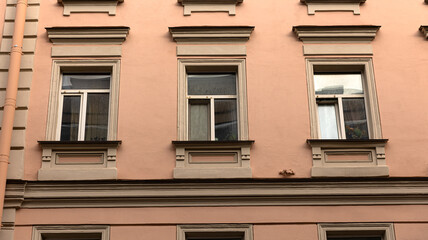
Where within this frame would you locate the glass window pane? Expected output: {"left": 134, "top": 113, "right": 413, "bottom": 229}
{"left": 189, "top": 101, "right": 210, "bottom": 140}
{"left": 318, "top": 104, "right": 339, "bottom": 139}
{"left": 60, "top": 96, "right": 81, "bottom": 141}
{"left": 215, "top": 99, "right": 238, "bottom": 141}
{"left": 188, "top": 73, "right": 237, "bottom": 95}
{"left": 343, "top": 98, "right": 369, "bottom": 139}
{"left": 314, "top": 74, "right": 363, "bottom": 95}
{"left": 62, "top": 74, "right": 110, "bottom": 90}
{"left": 84, "top": 93, "right": 109, "bottom": 141}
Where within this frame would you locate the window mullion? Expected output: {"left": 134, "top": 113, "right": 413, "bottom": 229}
{"left": 79, "top": 92, "right": 88, "bottom": 141}
{"left": 337, "top": 96, "right": 346, "bottom": 139}
{"left": 210, "top": 97, "right": 215, "bottom": 141}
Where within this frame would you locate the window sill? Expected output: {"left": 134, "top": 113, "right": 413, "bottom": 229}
{"left": 307, "top": 139, "right": 389, "bottom": 178}
{"left": 38, "top": 141, "right": 121, "bottom": 181}
{"left": 172, "top": 140, "right": 254, "bottom": 179}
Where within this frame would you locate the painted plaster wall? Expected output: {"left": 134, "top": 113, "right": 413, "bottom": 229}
{"left": 22, "top": 0, "right": 428, "bottom": 180}
{"left": 13, "top": 206, "right": 428, "bottom": 239}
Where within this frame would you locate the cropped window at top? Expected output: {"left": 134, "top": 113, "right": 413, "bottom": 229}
{"left": 187, "top": 73, "right": 238, "bottom": 141}
{"left": 59, "top": 74, "right": 111, "bottom": 141}
{"left": 41, "top": 233, "right": 102, "bottom": 240}
{"left": 314, "top": 73, "right": 369, "bottom": 140}
{"left": 328, "top": 238, "right": 381, "bottom": 240}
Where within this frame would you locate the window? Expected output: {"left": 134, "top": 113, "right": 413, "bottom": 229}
{"left": 314, "top": 73, "right": 368, "bottom": 140}
{"left": 178, "top": 225, "right": 253, "bottom": 240}
{"left": 318, "top": 223, "right": 396, "bottom": 240}
{"left": 38, "top": 60, "right": 121, "bottom": 180}
{"left": 173, "top": 59, "right": 253, "bottom": 179}
{"left": 33, "top": 226, "right": 109, "bottom": 240}
{"left": 306, "top": 58, "right": 388, "bottom": 177}
{"left": 58, "top": 73, "right": 111, "bottom": 141}
{"left": 187, "top": 73, "right": 239, "bottom": 141}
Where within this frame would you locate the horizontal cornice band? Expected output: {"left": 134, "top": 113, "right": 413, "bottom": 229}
{"left": 5, "top": 179, "right": 428, "bottom": 208}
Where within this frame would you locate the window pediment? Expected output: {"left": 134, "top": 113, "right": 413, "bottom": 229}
{"left": 293, "top": 25, "right": 380, "bottom": 43}
{"left": 169, "top": 26, "right": 254, "bottom": 44}
{"left": 46, "top": 26, "right": 130, "bottom": 45}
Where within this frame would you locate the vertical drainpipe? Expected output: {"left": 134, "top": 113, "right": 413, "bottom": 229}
{"left": 0, "top": 0, "right": 28, "bottom": 224}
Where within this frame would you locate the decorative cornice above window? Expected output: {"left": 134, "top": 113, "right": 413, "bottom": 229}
{"left": 300, "top": 0, "right": 366, "bottom": 15}
{"left": 169, "top": 26, "right": 254, "bottom": 44}
{"left": 419, "top": 25, "right": 428, "bottom": 39}
{"left": 46, "top": 26, "right": 130, "bottom": 45}
{"left": 178, "top": 0, "right": 243, "bottom": 16}
{"left": 57, "top": 0, "right": 124, "bottom": 16}
{"left": 293, "top": 25, "right": 380, "bottom": 43}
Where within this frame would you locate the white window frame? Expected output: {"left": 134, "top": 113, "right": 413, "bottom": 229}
{"left": 318, "top": 223, "right": 396, "bottom": 240}
{"left": 178, "top": 58, "right": 248, "bottom": 141}
{"left": 32, "top": 225, "right": 110, "bottom": 240}
{"left": 57, "top": 75, "right": 111, "bottom": 141}
{"left": 314, "top": 73, "right": 368, "bottom": 140}
{"left": 306, "top": 58, "right": 381, "bottom": 140}
{"left": 46, "top": 59, "right": 120, "bottom": 141}
{"left": 187, "top": 73, "right": 239, "bottom": 141}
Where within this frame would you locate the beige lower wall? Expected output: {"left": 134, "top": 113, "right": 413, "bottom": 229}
{"left": 14, "top": 205, "right": 428, "bottom": 225}
{"left": 13, "top": 217, "right": 428, "bottom": 240}
{"left": 394, "top": 223, "right": 428, "bottom": 240}
{"left": 254, "top": 225, "right": 318, "bottom": 240}
{"left": 111, "top": 226, "right": 176, "bottom": 240}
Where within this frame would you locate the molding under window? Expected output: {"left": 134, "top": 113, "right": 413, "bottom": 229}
{"left": 293, "top": 25, "right": 380, "bottom": 43}
{"left": 178, "top": 0, "right": 243, "bottom": 16}
{"left": 7, "top": 180, "right": 428, "bottom": 208}
{"left": 318, "top": 223, "right": 395, "bottom": 240}
{"left": 301, "top": 0, "right": 366, "bottom": 15}
{"left": 173, "top": 141, "right": 254, "bottom": 179}
{"left": 32, "top": 225, "right": 110, "bottom": 240}
{"left": 57, "top": 0, "right": 124, "bottom": 16}
{"left": 38, "top": 141, "right": 121, "bottom": 180}
{"left": 46, "top": 26, "right": 130, "bottom": 45}
{"left": 308, "top": 139, "right": 389, "bottom": 177}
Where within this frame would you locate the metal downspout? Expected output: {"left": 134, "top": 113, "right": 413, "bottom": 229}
{"left": 0, "top": 0, "right": 28, "bottom": 224}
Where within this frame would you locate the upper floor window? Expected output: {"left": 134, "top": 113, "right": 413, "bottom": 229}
{"left": 314, "top": 72, "right": 368, "bottom": 140}
{"left": 187, "top": 73, "right": 238, "bottom": 141}
{"left": 59, "top": 73, "right": 111, "bottom": 141}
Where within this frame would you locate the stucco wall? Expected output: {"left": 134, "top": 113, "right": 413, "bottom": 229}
{"left": 21, "top": 0, "right": 428, "bottom": 180}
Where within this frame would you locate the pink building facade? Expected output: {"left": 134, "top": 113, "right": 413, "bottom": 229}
{"left": 0, "top": 0, "right": 428, "bottom": 239}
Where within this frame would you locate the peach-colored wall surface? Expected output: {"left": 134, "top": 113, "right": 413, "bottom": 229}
{"left": 14, "top": 205, "right": 428, "bottom": 224}
{"left": 21, "top": 0, "right": 428, "bottom": 180}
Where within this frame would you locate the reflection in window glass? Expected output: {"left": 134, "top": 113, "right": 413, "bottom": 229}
{"left": 343, "top": 98, "right": 369, "bottom": 139}
{"left": 215, "top": 99, "right": 238, "bottom": 141}
{"left": 188, "top": 73, "right": 237, "bottom": 95}
{"left": 62, "top": 74, "right": 110, "bottom": 90}
{"left": 314, "top": 74, "right": 363, "bottom": 95}
{"left": 60, "top": 96, "right": 81, "bottom": 141}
